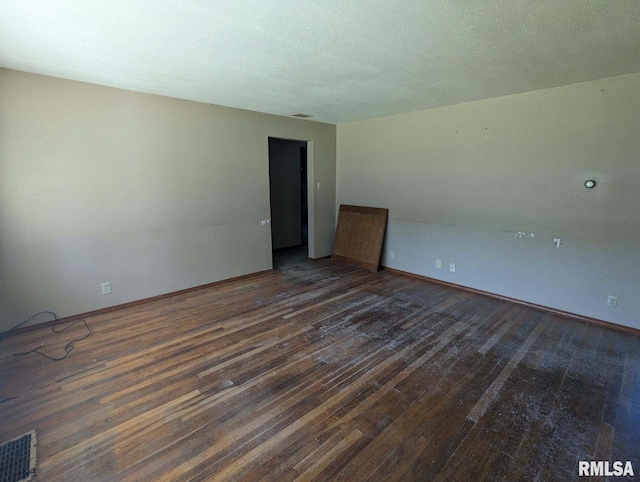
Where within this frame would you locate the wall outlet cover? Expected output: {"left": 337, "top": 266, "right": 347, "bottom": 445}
{"left": 101, "top": 282, "right": 112, "bottom": 295}
{"left": 435, "top": 259, "right": 442, "bottom": 269}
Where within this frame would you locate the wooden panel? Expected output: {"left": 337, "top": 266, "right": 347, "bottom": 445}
{"left": 1, "top": 254, "right": 638, "bottom": 481}
{"left": 332, "top": 204, "right": 388, "bottom": 272}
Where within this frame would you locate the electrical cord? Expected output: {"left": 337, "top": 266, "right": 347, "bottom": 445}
{"left": 8, "top": 311, "right": 58, "bottom": 331}
{"left": 9, "top": 311, "right": 92, "bottom": 361}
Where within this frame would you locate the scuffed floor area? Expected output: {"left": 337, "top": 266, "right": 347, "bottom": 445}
{"left": 1, "top": 255, "right": 639, "bottom": 481}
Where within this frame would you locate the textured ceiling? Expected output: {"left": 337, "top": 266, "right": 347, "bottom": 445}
{"left": 1, "top": 1, "right": 639, "bottom": 124}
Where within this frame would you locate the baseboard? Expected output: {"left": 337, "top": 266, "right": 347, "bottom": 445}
{"left": 1, "top": 269, "right": 273, "bottom": 338}
{"left": 382, "top": 266, "right": 639, "bottom": 336}
{"left": 311, "top": 255, "right": 331, "bottom": 261}
{"left": 7, "top": 265, "right": 636, "bottom": 338}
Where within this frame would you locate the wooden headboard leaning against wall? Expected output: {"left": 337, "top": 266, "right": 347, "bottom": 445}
{"left": 331, "top": 205, "right": 389, "bottom": 272}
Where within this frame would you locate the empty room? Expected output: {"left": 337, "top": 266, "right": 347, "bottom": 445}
{"left": 1, "top": 1, "right": 639, "bottom": 481}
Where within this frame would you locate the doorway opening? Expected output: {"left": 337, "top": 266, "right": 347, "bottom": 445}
{"left": 268, "top": 138, "right": 309, "bottom": 268}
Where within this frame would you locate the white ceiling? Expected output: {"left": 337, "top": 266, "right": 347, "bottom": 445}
{"left": 1, "top": 1, "right": 639, "bottom": 124}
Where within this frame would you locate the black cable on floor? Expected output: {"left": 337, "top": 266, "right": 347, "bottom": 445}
{"left": 9, "top": 311, "right": 92, "bottom": 361}
{"left": 8, "top": 311, "right": 58, "bottom": 331}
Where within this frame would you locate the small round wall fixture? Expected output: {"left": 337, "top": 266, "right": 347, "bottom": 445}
{"left": 584, "top": 180, "right": 596, "bottom": 189}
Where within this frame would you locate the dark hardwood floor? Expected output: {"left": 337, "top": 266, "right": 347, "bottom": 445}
{"left": 1, "top": 253, "right": 639, "bottom": 481}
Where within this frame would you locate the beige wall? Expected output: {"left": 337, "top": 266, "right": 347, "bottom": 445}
{"left": 0, "top": 69, "right": 336, "bottom": 331}
{"left": 337, "top": 72, "right": 640, "bottom": 329}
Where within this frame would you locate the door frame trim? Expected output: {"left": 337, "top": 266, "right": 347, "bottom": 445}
{"left": 266, "top": 137, "right": 315, "bottom": 263}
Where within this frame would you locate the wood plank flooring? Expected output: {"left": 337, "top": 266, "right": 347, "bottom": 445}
{"left": 1, "top": 252, "right": 639, "bottom": 481}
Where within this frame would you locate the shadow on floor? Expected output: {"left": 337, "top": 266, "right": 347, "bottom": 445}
{"left": 273, "top": 246, "right": 309, "bottom": 269}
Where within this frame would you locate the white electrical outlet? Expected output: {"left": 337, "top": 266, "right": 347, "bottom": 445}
{"left": 607, "top": 295, "right": 618, "bottom": 308}
{"left": 316, "top": 182, "right": 321, "bottom": 190}
{"left": 449, "top": 263, "right": 456, "bottom": 273}
{"left": 435, "top": 259, "right": 442, "bottom": 269}
{"left": 389, "top": 250, "right": 395, "bottom": 260}
{"left": 101, "top": 282, "right": 112, "bottom": 295}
